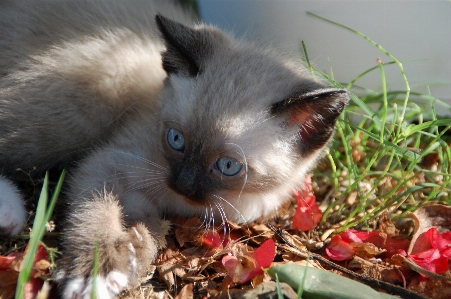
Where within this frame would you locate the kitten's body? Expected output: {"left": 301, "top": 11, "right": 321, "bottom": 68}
{"left": 0, "top": 0, "right": 192, "bottom": 176}
{"left": 0, "top": 0, "right": 349, "bottom": 298}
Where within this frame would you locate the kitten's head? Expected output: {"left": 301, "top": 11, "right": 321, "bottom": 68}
{"left": 154, "top": 15, "right": 349, "bottom": 223}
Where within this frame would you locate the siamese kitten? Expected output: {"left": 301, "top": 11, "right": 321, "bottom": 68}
{"left": 0, "top": 0, "right": 349, "bottom": 297}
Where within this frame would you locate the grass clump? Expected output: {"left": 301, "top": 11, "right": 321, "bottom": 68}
{"left": 304, "top": 13, "right": 451, "bottom": 234}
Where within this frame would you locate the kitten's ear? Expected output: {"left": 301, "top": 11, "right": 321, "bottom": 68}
{"left": 271, "top": 88, "right": 350, "bottom": 154}
{"left": 156, "top": 15, "right": 214, "bottom": 77}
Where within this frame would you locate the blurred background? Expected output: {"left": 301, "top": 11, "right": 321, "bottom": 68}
{"left": 195, "top": 0, "right": 451, "bottom": 116}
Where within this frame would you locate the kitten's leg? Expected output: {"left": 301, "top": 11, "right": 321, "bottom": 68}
{"left": 59, "top": 191, "right": 164, "bottom": 299}
{"left": 0, "top": 176, "right": 27, "bottom": 236}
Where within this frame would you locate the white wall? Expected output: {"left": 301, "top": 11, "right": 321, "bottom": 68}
{"left": 198, "top": 0, "right": 451, "bottom": 115}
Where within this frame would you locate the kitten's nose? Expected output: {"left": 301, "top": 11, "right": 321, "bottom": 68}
{"left": 175, "top": 166, "right": 196, "bottom": 197}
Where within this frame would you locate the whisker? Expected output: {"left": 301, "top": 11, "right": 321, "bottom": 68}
{"left": 102, "top": 148, "right": 168, "bottom": 171}
{"left": 120, "top": 176, "right": 167, "bottom": 188}
{"left": 201, "top": 206, "right": 209, "bottom": 229}
{"left": 143, "top": 184, "right": 168, "bottom": 203}
{"left": 123, "top": 179, "right": 167, "bottom": 195}
{"left": 110, "top": 163, "right": 168, "bottom": 174}
{"left": 212, "top": 200, "right": 230, "bottom": 245}
{"left": 213, "top": 194, "right": 248, "bottom": 226}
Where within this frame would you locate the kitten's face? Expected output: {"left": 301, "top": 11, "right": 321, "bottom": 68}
{"left": 154, "top": 16, "right": 349, "bottom": 223}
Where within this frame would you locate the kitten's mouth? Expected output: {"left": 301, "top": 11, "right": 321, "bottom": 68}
{"left": 170, "top": 189, "right": 205, "bottom": 207}
{"left": 180, "top": 195, "right": 205, "bottom": 207}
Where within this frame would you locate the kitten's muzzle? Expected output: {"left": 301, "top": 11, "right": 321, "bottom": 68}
{"left": 169, "top": 162, "right": 224, "bottom": 203}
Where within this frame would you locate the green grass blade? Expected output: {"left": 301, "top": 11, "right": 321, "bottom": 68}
{"left": 91, "top": 237, "right": 100, "bottom": 299}
{"left": 15, "top": 172, "right": 49, "bottom": 299}
{"left": 378, "top": 59, "right": 388, "bottom": 144}
{"left": 401, "top": 120, "right": 451, "bottom": 138}
{"left": 300, "top": 40, "right": 315, "bottom": 79}
{"left": 275, "top": 273, "right": 284, "bottom": 299}
{"left": 345, "top": 121, "right": 420, "bottom": 160}
{"left": 45, "top": 169, "right": 66, "bottom": 223}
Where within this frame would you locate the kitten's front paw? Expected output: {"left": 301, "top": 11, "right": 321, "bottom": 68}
{"left": 63, "top": 271, "right": 128, "bottom": 299}
{"left": 61, "top": 224, "right": 157, "bottom": 299}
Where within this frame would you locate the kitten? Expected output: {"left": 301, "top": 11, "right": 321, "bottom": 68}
{"left": 0, "top": 0, "right": 349, "bottom": 297}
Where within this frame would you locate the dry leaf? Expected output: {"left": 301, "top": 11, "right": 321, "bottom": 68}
{"left": 174, "top": 216, "right": 203, "bottom": 247}
{"left": 0, "top": 270, "right": 18, "bottom": 299}
{"left": 353, "top": 242, "right": 386, "bottom": 259}
{"left": 378, "top": 213, "right": 399, "bottom": 237}
{"left": 175, "top": 283, "right": 193, "bottom": 299}
{"left": 408, "top": 271, "right": 451, "bottom": 299}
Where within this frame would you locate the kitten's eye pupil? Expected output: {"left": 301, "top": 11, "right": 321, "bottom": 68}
{"left": 216, "top": 157, "right": 242, "bottom": 176}
{"left": 167, "top": 128, "right": 185, "bottom": 151}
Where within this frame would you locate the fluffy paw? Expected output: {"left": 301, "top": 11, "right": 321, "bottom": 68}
{"left": 62, "top": 271, "right": 128, "bottom": 299}
{"left": 0, "top": 176, "right": 26, "bottom": 236}
{"left": 61, "top": 224, "right": 156, "bottom": 299}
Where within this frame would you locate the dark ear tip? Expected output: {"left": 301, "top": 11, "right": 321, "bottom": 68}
{"left": 338, "top": 89, "right": 351, "bottom": 104}
{"left": 155, "top": 14, "right": 177, "bottom": 36}
{"left": 155, "top": 14, "right": 167, "bottom": 23}
{"left": 155, "top": 14, "right": 167, "bottom": 31}
{"left": 322, "top": 88, "right": 350, "bottom": 104}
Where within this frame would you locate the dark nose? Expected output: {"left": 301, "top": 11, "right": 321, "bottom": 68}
{"left": 174, "top": 164, "right": 198, "bottom": 199}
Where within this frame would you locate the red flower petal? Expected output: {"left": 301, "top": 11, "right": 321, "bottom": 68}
{"left": 353, "top": 231, "right": 385, "bottom": 248}
{"left": 383, "top": 237, "right": 410, "bottom": 258}
{"left": 221, "top": 239, "right": 275, "bottom": 284}
{"left": 201, "top": 230, "right": 242, "bottom": 249}
{"left": 409, "top": 248, "right": 449, "bottom": 276}
{"left": 427, "top": 228, "right": 451, "bottom": 258}
{"left": 325, "top": 234, "right": 356, "bottom": 261}
{"left": 34, "top": 244, "right": 49, "bottom": 263}
{"left": 25, "top": 277, "right": 44, "bottom": 299}
{"left": 252, "top": 238, "right": 275, "bottom": 272}
{"left": 292, "top": 202, "right": 322, "bottom": 231}
{"left": 0, "top": 254, "right": 17, "bottom": 270}
{"left": 340, "top": 230, "right": 364, "bottom": 244}
{"left": 292, "top": 176, "right": 322, "bottom": 231}
{"left": 201, "top": 231, "right": 224, "bottom": 249}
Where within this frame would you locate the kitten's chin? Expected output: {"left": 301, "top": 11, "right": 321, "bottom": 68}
{"left": 158, "top": 190, "right": 206, "bottom": 218}
{"left": 158, "top": 189, "right": 289, "bottom": 225}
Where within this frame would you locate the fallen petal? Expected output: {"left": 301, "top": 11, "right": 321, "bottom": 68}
{"left": 408, "top": 248, "right": 449, "bottom": 276}
{"left": 383, "top": 237, "right": 410, "bottom": 258}
{"left": 292, "top": 202, "right": 322, "bottom": 232}
{"left": 326, "top": 234, "right": 356, "bottom": 261}
{"left": 201, "top": 230, "right": 224, "bottom": 249}
{"left": 222, "top": 239, "right": 276, "bottom": 284}
{"left": 0, "top": 254, "right": 17, "bottom": 270}
{"left": 252, "top": 239, "right": 276, "bottom": 273}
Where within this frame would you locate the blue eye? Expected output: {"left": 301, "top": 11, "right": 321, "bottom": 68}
{"left": 167, "top": 128, "right": 185, "bottom": 151}
{"left": 216, "top": 157, "right": 242, "bottom": 176}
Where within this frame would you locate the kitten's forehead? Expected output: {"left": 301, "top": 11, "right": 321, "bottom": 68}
{"left": 203, "top": 45, "right": 307, "bottom": 106}
{"left": 167, "top": 44, "right": 313, "bottom": 122}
